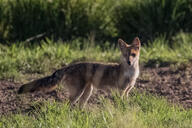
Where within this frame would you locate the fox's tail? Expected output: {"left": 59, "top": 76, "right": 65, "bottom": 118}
{"left": 18, "top": 71, "right": 63, "bottom": 94}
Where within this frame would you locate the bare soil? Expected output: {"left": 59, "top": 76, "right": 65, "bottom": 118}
{"left": 0, "top": 64, "right": 192, "bottom": 114}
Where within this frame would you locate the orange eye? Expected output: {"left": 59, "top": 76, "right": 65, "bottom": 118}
{"left": 131, "top": 53, "right": 136, "bottom": 57}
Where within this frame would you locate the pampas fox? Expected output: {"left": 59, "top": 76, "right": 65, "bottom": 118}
{"left": 18, "top": 37, "right": 141, "bottom": 107}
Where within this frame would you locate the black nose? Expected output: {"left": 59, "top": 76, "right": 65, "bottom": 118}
{"left": 127, "top": 61, "right": 131, "bottom": 65}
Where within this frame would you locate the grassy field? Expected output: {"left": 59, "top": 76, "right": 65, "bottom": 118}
{"left": 0, "top": 92, "right": 192, "bottom": 128}
{"left": 0, "top": 33, "right": 192, "bottom": 128}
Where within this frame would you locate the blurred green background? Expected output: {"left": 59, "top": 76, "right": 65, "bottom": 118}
{"left": 0, "top": 0, "right": 192, "bottom": 44}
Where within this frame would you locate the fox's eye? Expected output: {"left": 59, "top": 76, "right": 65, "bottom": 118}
{"left": 131, "top": 53, "right": 136, "bottom": 57}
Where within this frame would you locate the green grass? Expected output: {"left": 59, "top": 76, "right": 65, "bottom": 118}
{"left": 0, "top": 91, "right": 192, "bottom": 128}
{"left": 0, "top": 33, "right": 192, "bottom": 81}
{"left": 140, "top": 33, "right": 192, "bottom": 66}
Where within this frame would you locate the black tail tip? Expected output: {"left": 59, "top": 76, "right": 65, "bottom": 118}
{"left": 18, "top": 87, "right": 23, "bottom": 94}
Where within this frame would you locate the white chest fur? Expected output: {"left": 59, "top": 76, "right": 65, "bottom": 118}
{"left": 123, "top": 66, "right": 139, "bottom": 80}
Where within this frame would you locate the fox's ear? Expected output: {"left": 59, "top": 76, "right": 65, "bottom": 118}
{"left": 118, "top": 39, "right": 128, "bottom": 55}
{"left": 132, "top": 37, "right": 141, "bottom": 47}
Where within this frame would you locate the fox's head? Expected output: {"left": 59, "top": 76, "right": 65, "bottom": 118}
{"left": 118, "top": 37, "right": 141, "bottom": 66}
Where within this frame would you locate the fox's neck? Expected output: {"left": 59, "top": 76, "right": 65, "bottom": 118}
{"left": 119, "top": 59, "right": 139, "bottom": 79}
{"left": 117, "top": 60, "right": 139, "bottom": 89}
{"left": 132, "top": 60, "right": 139, "bottom": 69}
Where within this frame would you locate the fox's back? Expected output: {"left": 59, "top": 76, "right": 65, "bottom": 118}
{"left": 54, "top": 62, "right": 122, "bottom": 88}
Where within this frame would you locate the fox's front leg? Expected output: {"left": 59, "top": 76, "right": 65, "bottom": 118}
{"left": 120, "top": 85, "right": 129, "bottom": 99}
{"left": 121, "top": 80, "right": 136, "bottom": 99}
{"left": 125, "top": 80, "right": 136, "bottom": 98}
{"left": 125, "top": 85, "right": 134, "bottom": 97}
{"left": 120, "top": 78, "right": 130, "bottom": 99}
{"left": 120, "top": 85, "right": 134, "bottom": 99}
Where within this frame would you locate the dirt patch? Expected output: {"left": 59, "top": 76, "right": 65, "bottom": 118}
{"left": 136, "top": 64, "right": 192, "bottom": 108}
{"left": 0, "top": 64, "right": 192, "bottom": 114}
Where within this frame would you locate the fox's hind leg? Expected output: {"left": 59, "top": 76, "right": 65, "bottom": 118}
{"left": 66, "top": 81, "right": 86, "bottom": 106}
{"left": 70, "top": 88, "right": 85, "bottom": 105}
{"left": 79, "top": 84, "right": 93, "bottom": 108}
{"left": 69, "top": 82, "right": 92, "bottom": 106}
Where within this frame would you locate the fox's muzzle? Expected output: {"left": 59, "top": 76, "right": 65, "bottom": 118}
{"left": 127, "top": 60, "right": 131, "bottom": 65}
